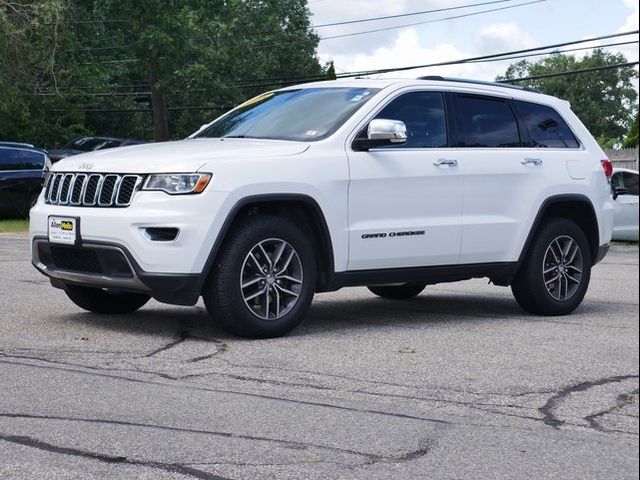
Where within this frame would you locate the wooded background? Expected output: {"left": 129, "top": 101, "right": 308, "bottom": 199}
{"left": 1, "top": 1, "right": 638, "bottom": 149}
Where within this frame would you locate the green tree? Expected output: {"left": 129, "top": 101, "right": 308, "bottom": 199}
{"left": 1, "top": 0, "right": 324, "bottom": 145}
{"left": 497, "top": 49, "right": 638, "bottom": 146}
{"left": 623, "top": 115, "right": 639, "bottom": 148}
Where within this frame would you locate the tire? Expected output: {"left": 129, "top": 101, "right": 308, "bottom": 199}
{"left": 64, "top": 285, "right": 150, "bottom": 314}
{"left": 512, "top": 218, "right": 592, "bottom": 316}
{"left": 368, "top": 284, "right": 426, "bottom": 299}
{"left": 203, "top": 215, "right": 317, "bottom": 338}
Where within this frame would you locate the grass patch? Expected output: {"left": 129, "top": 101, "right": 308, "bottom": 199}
{"left": 0, "top": 219, "right": 29, "bottom": 233}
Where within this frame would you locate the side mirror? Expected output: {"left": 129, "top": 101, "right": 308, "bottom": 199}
{"left": 613, "top": 186, "right": 630, "bottom": 200}
{"left": 353, "top": 119, "right": 407, "bottom": 151}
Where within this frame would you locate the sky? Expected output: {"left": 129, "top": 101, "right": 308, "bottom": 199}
{"left": 307, "top": 0, "right": 639, "bottom": 83}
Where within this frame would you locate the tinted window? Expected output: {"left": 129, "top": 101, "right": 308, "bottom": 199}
{"left": 19, "top": 150, "right": 45, "bottom": 170}
{"left": 371, "top": 91, "right": 447, "bottom": 148}
{"left": 515, "top": 100, "right": 580, "bottom": 148}
{"left": 454, "top": 95, "right": 520, "bottom": 148}
{"left": 622, "top": 172, "right": 639, "bottom": 195}
{"left": 0, "top": 148, "right": 22, "bottom": 171}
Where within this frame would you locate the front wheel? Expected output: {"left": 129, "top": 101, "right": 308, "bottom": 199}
{"left": 64, "top": 285, "right": 150, "bottom": 314}
{"left": 511, "top": 218, "right": 592, "bottom": 316}
{"left": 203, "top": 215, "right": 317, "bottom": 338}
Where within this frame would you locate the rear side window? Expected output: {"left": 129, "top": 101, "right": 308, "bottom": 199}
{"left": 515, "top": 100, "right": 580, "bottom": 149}
{"left": 0, "top": 148, "right": 22, "bottom": 171}
{"left": 372, "top": 91, "right": 447, "bottom": 148}
{"left": 617, "top": 172, "right": 639, "bottom": 195}
{"left": 19, "top": 150, "right": 45, "bottom": 170}
{"left": 453, "top": 95, "right": 520, "bottom": 148}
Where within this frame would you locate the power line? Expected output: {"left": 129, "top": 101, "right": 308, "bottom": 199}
{"left": 38, "top": 30, "right": 640, "bottom": 95}
{"left": 501, "top": 61, "right": 639, "bottom": 83}
{"left": 53, "top": 62, "right": 640, "bottom": 114}
{"left": 467, "top": 40, "right": 639, "bottom": 63}
{"left": 312, "top": 0, "right": 516, "bottom": 28}
{"left": 234, "top": 30, "right": 640, "bottom": 87}
{"left": 319, "top": 0, "right": 545, "bottom": 41}
{"left": 71, "top": 0, "right": 532, "bottom": 55}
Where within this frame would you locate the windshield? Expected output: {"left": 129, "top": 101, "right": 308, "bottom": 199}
{"left": 68, "top": 137, "right": 118, "bottom": 151}
{"left": 194, "top": 87, "right": 380, "bottom": 142}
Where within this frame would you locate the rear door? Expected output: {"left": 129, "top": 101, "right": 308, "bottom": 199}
{"left": 347, "top": 90, "right": 464, "bottom": 270}
{"left": 450, "top": 93, "right": 561, "bottom": 264}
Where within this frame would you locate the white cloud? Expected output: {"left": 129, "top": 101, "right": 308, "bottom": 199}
{"left": 618, "top": 0, "right": 639, "bottom": 32}
{"left": 324, "top": 28, "right": 511, "bottom": 81}
{"left": 475, "top": 22, "right": 536, "bottom": 54}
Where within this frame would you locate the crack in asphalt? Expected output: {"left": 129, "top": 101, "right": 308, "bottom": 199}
{"left": 0, "top": 358, "right": 453, "bottom": 427}
{"left": 539, "top": 375, "right": 640, "bottom": 429}
{"left": 0, "top": 412, "right": 436, "bottom": 465}
{"left": 0, "top": 433, "right": 231, "bottom": 480}
{"left": 584, "top": 388, "right": 640, "bottom": 434}
{"left": 1, "top": 346, "right": 557, "bottom": 400}
{"left": 3, "top": 347, "right": 638, "bottom": 438}
{"left": 144, "top": 330, "right": 191, "bottom": 358}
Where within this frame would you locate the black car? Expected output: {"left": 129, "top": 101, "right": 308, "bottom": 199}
{"left": 48, "top": 136, "right": 146, "bottom": 162}
{"left": 0, "top": 144, "right": 50, "bottom": 218}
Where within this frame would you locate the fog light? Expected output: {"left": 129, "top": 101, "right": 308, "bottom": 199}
{"left": 141, "top": 227, "right": 179, "bottom": 242}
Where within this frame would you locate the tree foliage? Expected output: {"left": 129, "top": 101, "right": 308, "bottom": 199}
{"left": 1, "top": 0, "right": 323, "bottom": 146}
{"left": 623, "top": 115, "right": 638, "bottom": 149}
{"left": 497, "top": 49, "right": 639, "bottom": 147}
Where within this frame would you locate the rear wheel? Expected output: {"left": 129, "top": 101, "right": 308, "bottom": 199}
{"left": 64, "top": 285, "right": 150, "bottom": 314}
{"left": 368, "top": 284, "right": 426, "bottom": 299}
{"left": 512, "top": 218, "right": 592, "bottom": 316}
{"left": 203, "top": 215, "right": 316, "bottom": 338}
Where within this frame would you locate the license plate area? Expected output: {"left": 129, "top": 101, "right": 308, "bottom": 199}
{"left": 48, "top": 216, "right": 80, "bottom": 245}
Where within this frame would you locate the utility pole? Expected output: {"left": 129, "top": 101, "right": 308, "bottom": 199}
{"left": 149, "top": 67, "right": 169, "bottom": 142}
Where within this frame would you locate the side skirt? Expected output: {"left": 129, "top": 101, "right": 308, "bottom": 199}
{"left": 323, "top": 262, "right": 519, "bottom": 291}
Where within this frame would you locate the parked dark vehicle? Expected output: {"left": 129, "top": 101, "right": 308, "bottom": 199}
{"left": 48, "top": 136, "right": 146, "bottom": 162}
{"left": 0, "top": 144, "right": 50, "bottom": 218}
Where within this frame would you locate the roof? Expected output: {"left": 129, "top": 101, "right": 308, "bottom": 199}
{"left": 276, "top": 77, "right": 561, "bottom": 104}
{"left": 0, "top": 141, "right": 35, "bottom": 148}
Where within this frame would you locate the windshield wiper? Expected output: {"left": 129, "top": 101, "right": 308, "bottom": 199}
{"left": 223, "top": 135, "right": 248, "bottom": 138}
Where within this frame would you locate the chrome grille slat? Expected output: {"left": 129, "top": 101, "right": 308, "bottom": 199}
{"left": 70, "top": 174, "right": 87, "bottom": 205}
{"left": 45, "top": 172, "right": 142, "bottom": 208}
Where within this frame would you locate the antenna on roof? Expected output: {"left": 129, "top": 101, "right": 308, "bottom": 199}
{"left": 417, "top": 76, "right": 541, "bottom": 94}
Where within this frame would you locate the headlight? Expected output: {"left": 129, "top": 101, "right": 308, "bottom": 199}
{"left": 142, "top": 173, "right": 212, "bottom": 195}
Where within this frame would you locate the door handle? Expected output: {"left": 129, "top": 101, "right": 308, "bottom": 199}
{"left": 521, "top": 157, "right": 543, "bottom": 166}
{"left": 433, "top": 158, "right": 458, "bottom": 167}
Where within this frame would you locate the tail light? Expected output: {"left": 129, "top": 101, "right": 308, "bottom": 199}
{"left": 600, "top": 159, "right": 613, "bottom": 180}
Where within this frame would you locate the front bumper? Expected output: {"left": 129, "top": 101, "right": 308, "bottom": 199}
{"left": 29, "top": 189, "right": 231, "bottom": 274}
{"left": 32, "top": 237, "right": 202, "bottom": 305}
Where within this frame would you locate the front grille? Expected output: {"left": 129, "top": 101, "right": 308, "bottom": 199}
{"left": 44, "top": 173, "right": 143, "bottom": 207}
{"left": 50, "top": 245, "right": 103, "bottom": 274}
{"left": 38, "top": 243, "right": 134, "bottom": 278}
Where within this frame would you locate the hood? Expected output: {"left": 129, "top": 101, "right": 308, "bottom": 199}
{"left": 51, "top": 138, "right": 310, "bottom": 173}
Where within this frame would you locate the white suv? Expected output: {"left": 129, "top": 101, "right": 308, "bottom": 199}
{"left": 30, "top": 77, "right": 614, "bottom": 338}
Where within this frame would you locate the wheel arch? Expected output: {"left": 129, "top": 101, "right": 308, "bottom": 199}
{"left": 199, "top": 194, "right": 335, "bottom": 293}
{"left": 518, "top": 194, "right": 600, "bottom": 267}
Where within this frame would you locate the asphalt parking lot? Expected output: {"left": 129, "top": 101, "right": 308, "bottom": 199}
{"left": 0, "top": 232, "right": 638, "bottom": 480}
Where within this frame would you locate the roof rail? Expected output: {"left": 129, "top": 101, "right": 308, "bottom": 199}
{"left": 417, "top": 76, "right": 542, "bottom": 94}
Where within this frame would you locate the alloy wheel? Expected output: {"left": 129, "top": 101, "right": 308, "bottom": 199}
{"left": 542, "top": 235, "right": 584, "bottom": 301}
{"left": 240, "top": 238, "right": 304, "bottom": 320}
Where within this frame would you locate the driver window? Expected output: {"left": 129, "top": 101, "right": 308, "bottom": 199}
{"left": 366, "top": 91, "right": 447, "bottom": 148}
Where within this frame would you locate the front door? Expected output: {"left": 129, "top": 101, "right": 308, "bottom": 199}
{"left": 347, "top": 90, "right": 464, "bottom": 270}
